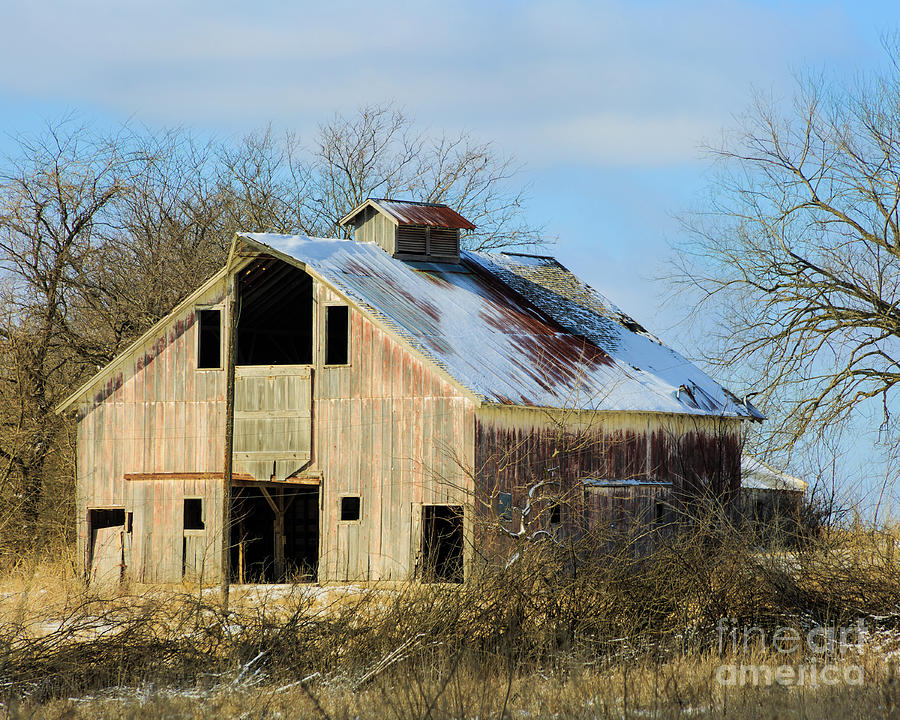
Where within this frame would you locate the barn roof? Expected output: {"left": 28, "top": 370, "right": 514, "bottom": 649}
{"left": 741, "top": 456, "right": 807, "bottom": 492}
{"left": 339, "top": 198, "right": 477, "bottom": 230}
{"left": 244, "top": 233, "right": 763, "bottom": 418}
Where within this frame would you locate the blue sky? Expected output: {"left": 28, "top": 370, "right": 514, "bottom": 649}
{"left": 2, "top": 0, "right": 898, "bottom": 509}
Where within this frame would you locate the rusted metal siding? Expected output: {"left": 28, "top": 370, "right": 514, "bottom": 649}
{"left": 583, "top": 484, "right": 671, "bottom": 555}
{"left": 472, "top": 406, "right": 742, "bottom": 562}
{"left": 313, "top": 283, "right": 476, "bottom": 582}
{"left": 75, "top": 277, "right": 229, "bottom": 579}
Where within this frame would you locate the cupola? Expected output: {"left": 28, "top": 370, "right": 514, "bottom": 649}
{"left": 339, "top": 198, "right": 476, "bottom": 263}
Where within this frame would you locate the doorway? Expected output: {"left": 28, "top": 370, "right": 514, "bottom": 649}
{"left": 229, "top": 485, "right": 319, "bottom": 583}
{"left": 421, "top": 505, "right": 464, "bottom": 583}
{"left": 87, "top": 507, "right": 126, "bottom": 584}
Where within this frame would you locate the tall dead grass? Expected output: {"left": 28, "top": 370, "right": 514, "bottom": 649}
{"left": 2, "top": 510, "right": 900, "bottom": 717}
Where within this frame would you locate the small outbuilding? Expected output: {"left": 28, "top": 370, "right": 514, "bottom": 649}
{"left": 739, "top": 455, "right": 808, "bottom": 537}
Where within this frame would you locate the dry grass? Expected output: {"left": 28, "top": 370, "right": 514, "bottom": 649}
{"left": 3, "top": 519, "right": 900, "bottom": 718}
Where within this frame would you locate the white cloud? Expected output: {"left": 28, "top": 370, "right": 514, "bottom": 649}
{"left": 0, "top": 0, "right": 872, "bottom": 167}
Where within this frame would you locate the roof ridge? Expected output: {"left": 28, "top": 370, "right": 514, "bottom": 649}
{"left": 370, "top": 197, "right": 449, "bottom": 208}
{"left": 499, "top": 250, "right": 559, "bottom": 261}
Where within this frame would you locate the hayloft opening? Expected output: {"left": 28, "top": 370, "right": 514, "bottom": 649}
{"left": 421, "top": 505, "right": 464, "bottom": 583}
{"left": 229, "top": 485, "right": 319, "bottom": 583}
{"left": 237, "top": 257, "right": 313, "bottom": 365}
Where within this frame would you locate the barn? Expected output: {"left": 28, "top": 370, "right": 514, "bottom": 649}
{"left": 56, "top": 198, "right": 762, "bottom": 585}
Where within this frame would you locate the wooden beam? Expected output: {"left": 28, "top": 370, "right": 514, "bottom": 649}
{"left": 259, "top": 487, "right": 286, "bottom": 579}
{"left": 124, "top": 472, "right": 254, "bottom": 482}
{"left": 259, "top": 487, "right": 279, "bottom": 514}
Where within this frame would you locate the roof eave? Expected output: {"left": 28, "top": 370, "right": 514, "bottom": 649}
{"left": 338, "top": 199, "right": 397, "bottom": 228}
{"left": 478, "top": 401, "right": 758, "bottom": 420}
{"left": 55, "top": 263, "right": 233, "bottom": 414}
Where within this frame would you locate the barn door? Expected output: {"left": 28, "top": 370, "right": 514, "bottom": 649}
{"left": 88, "top": 508, "right": 125, "bottom": 586}
{"left": 233, "top": 366, "right": 312, "bottom": 481}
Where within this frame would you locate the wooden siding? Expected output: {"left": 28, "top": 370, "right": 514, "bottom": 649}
{"left": 126, "top": 476, "right": 224, "bottom": 583}
{"left": 353, "top": 207, "right": 397, "bottom": 255}
{"left": 73, "top": 257, "right": 478, "bottom": 584}
{"left": 472, "top": 406, "right": 742, "bottom": 563}
{"left": 75, "top": 277, "right": 229, "bottom": 579}
{"left": 71, "top": 248, "right": 747, "bottom": 586}
{"left": 313, "top": 283, "right": 476, "bottom": 582}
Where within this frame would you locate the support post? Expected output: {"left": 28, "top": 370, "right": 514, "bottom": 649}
{"left": 221, "top": 272, "right": 239, "bottom": 610}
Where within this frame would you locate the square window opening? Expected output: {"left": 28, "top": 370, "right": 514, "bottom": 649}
{"left": 340, "top": 495, "right": 361, "bottom": 521}
{"left": 184, "top": 498, "right": 205, "bottom": 530}
{"left": 197, "top": 309, "right": 222, "bottom": 369}
{"left": 496, "top": 492, "right": 512, "bottom": 522}
{"left": 325, "top": 305, "right": 349, "bottom": 365}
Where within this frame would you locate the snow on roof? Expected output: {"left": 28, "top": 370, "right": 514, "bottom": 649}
{"left": 242, "top": 233, "right": 763, "bottom": 417}
{"left": 741, "top": 456, "right": 807, "bottom": 492}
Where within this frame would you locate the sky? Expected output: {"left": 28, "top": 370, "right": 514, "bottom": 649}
{"left": 2, "top": 0, "right": 899, "bottom": 510}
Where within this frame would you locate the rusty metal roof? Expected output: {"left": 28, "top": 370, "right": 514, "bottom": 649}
{"left": 340, "top": 198, "right": 476, "bottom": 230}
{"left": 242, "top": 233, "right": 762, "bottom": 418}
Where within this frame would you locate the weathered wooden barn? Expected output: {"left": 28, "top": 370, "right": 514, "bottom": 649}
{"left": 57, "top": 198, "right": 762, "bottom": 585}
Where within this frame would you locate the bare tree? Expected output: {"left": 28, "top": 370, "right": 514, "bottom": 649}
{"left": 0, "top": 122, "right": 124, "bottom": 532}
{"left": 290, "top": 104, "right": 542, "bottom": 249}
{"left": 675, "top": 45, "right": 900, "bottom": 453}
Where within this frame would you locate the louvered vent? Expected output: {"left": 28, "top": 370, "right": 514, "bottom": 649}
{"left": 429, "top": 227, "right": 459, "bottom": 258}
{"left": 397, "top": 225, "right": 427, "bottom": 255}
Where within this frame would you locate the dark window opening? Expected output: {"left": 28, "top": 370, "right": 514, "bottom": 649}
{"left": 126, "top": 512, "right": 133, "bottom": 534}
{"left": 340, "top": 495, "right": 361, "bottom": 521}
{"left": 89, "top": 508, "right": 125, "bottom": 530}
{"left": 421, "top": 505, "right": 464, "bottom": 583}
{"left": 496, "top": 492, "right": 512, "bottom": 521}
{"left": 184, "top": 498, "right": 204, "bottom": 530}
{"left": 237, "top": 257, "right": 313, "bottom": 365}
{"left": 656, "top": 500, "right": 670, "bottom": 526}
{"left": 550, "top": 502, "right": 562, "bottom": 525}
{"left": 197, "top": 309, "right": 222, "bottom": 368}
{"left": 325, "top": 305, "right": 349, "bottom": 365}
